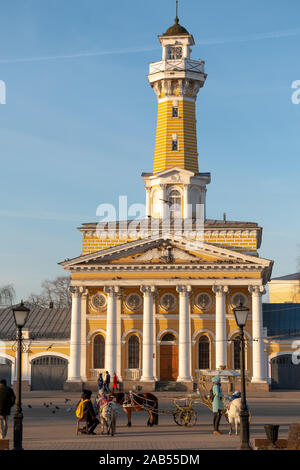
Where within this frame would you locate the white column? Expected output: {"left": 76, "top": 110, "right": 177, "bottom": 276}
{"left": 249, "top": 285, "right": 267, "bottom": 382}
{"left": 140, "top": 286, "right": 156, "bottom": 381}
{"left": 176, "top": 285, "right": 192, "bottom": 382}
{"left": 183, "top": 184, "right": 190, "bottom": 219}
{"left": 116, "top": 290, "right": 122, "bottom": 380}
{"left": 212, "top": 286, "right": 228, "bottom": 369}
{"left": 160, "top": 184, "right": 168, "bottom": 220}
{"left": 145, "top": 187, "right": 151, "bottom": 217}
{"left": 68, "top": 287, "right": 82, "bottom": 381}
{"left": 80, "top": 289, "right": 88, "bottom": 382}
{"left": 22, "top": 329, "right": 30, "bottom": 382}
{"left": 104, "top": 286, "right": 119, "bottom": 376}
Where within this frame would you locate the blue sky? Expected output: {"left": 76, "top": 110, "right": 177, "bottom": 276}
{"left": 0, "top": 0, "right": 299, "bottom": 301}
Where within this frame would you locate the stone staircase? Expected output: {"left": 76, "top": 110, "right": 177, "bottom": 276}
{"left": 155, "top": 381, "right": 178, "bottom": 391}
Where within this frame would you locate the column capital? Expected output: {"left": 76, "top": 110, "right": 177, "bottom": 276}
{"left": 176, "top": 285, "right": 192, "bottom": 294}
{"left": 212, "top": 285, "right": 229, "bottom": 295}
{"left": 248, "top": 285, "right": 266, "bottom": 296}
{"left": 103, "top": 286, "right": 120, "bottom": 296}
{"left": 140, "top": 285, "right": 157, "bottom": 295}
{"left": 69, "top": 286, "right": 82, "bottom": 297}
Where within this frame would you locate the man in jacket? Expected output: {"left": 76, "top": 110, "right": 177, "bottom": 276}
{"left": 0, "top": 379, "right": 16, "bottom": 439}
{"left": 104, "top": 371, "right": 111, "bottom": 393}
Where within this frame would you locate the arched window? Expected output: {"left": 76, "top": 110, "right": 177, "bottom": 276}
{"left": 169, "top": 190, "right": 181, "bottom": 218}
{"left": 233, "top": 337, "right": 241, "bottom": 370}
{"left": 93, "top": 335, "right": 105, "bottom": 369}
{"left": 128, "top": 335, "right": 140, "bottom": 369}
{"left": 198, "top": 335, "right": 210, "bottom": 369}
{"left": 161, "top": 333, "right": 176, "bottom": 342}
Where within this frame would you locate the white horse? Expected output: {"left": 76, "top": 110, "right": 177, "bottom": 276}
{"left": 225, "top": 398, "right": 251, "bottom": 435}
{"left": 99, "top": 401, "right": 118, "bottom": 436}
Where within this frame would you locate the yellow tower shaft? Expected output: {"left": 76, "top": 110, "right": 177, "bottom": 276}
{"left": 153, "top": 97, "right": 198, "bottom": 174}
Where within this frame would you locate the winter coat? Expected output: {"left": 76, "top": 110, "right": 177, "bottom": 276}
{"left": 113, "top": 374, "right": 118, "bottom": 389}
{"left": 0, "top": 384, "right": 16, "bottom": 416}
{"left": 104, "top": 373, "right": 110, "bottom": 385}
{"left": 212, "top": 383, "right": 224, "bottom": 413}
{"left": 97, "top": 374, "right": 104, "bottom": 390}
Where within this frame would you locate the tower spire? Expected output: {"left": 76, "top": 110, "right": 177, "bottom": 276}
{"left": 175, "top": 0, "right": 179, "bottom": 23}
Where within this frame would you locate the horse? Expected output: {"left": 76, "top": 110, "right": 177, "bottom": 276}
{"left": 225, "top": 398, "right": 251, "bottom": 435}
{"left": 110, "top": 391, "right": 159, "bottom": 427}
{"left": 99, "top": 401, "right": 118, "bottom": 436}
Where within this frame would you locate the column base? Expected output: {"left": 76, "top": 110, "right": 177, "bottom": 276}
{"left": 251, "top": 377, "right": 268, "bottom": 384}
{"left": 64, "top": 380, "right": 84, "bottom": 392}
{"left": 140, "top": 377, "right": 155, "bottom": 382}
{"left": 176, "top": 377, "right": 192, "bottom": 382}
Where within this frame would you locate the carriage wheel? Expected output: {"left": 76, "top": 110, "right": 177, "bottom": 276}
{"left": 178, "top": 410, "right": 197, "bottom": 427}
{"left": 173, "top": 411, "right": 183, "bottom": 426}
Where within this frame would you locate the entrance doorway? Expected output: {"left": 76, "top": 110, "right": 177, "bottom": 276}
{"left": 160, "top": 345, "right": 178, "bottom": 381}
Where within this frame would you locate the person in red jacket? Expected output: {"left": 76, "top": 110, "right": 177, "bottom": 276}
{"left": 112, "top": 373, "right": 118, "bottom": 391}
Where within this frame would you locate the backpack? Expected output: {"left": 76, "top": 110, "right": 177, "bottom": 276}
{"left": 75, "top": 399, "right": 88, "bottom": 419}
{"left": 209, "top": 386, "right": 215, "bottom": 402}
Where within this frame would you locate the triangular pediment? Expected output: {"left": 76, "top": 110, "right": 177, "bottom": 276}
{"left": 59, "top": 235, "right": 272, "bottom": 270}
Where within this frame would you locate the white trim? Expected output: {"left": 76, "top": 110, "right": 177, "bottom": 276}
{"left": 91, "top": 332, "right": 106, "bottom": 370}
{"left": 157, "top": 328, "right": 178, "bottom": 342}
{"left": 0, "top": 353, "right": 16, "bottom": 384}
{"left": 29, "top": 351, "right": 70, "bottom": 363}
{"left": 192, "top": 329, "right": 215, "bottom": 344}
{"left": 87, "top": 328, "right": 106, "bottom": 342}
{"left": 126, "top": 332, "right": 142, "bottom": 370}
{"left": 228, "top": 329, "right": 252, "bottom": 341}
{"left": 121, "top": 329, "right": 143, "bottom": 344}
{"left": 268, "top": 350, "right": 294, "bottom": 382}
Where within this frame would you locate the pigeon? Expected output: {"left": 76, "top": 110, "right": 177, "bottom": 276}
{"left": 64, "top": 398, "right": 71, "bottom": 403}
{"left": 28, "top": 405, "right": 32, "bottom": 408}
{"left": 55, "top": 406, "right": 59, "bottom": 410}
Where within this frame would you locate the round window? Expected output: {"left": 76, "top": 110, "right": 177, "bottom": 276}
{"left": 160, "top": 293, "right": 177, "bottom": 312}
{"left": 195, "top": 293, "right": 212, "bottom": 310}
{"left": 126, "top": 293, "right": 142, "bottom": 312}
{"left": 90, "top": 293, "right": 107, "bottom": 312}
{"left": 231, "top": 293, "right": 248, "bottom": 308}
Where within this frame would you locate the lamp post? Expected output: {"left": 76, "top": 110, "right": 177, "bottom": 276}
{"left": 12, "top": 301, "right": 30, "bottom": 451}
{"left": 233, "top": 303, "right": 251, "bottom": 450}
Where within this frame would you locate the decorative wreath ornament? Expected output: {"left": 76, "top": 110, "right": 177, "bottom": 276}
{"left": 160, "top": 292, "right": 177, "bottom": 312}
{"left": 125, "top": 293, "right": 142, "bottom": 312}
{"left": 195, "top": 292, "right": 212, "bottom": 311}
{"left": 90, "top": 293, "right": 107, "bottom": 312}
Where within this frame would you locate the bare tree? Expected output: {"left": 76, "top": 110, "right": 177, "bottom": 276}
{"left": 0, "top": 284, "right": 16, "bottom": 306}
{"left": 27, "top": 276, "right": 71, "bottom": 308}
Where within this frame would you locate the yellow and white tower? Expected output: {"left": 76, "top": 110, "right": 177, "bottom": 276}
{"left": 143, "top": 14, "right": 210, "bottom": 220}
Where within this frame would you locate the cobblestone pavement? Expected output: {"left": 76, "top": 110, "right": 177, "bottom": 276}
{"left": 3, "top": 391, "right": 300, "bottom": 450}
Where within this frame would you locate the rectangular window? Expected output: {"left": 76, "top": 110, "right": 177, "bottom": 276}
{"left": 172, "top": 107, "right": 179, "bottom": 118}
{"left": 172, "top": 139, "right": 178, "bottom": 151}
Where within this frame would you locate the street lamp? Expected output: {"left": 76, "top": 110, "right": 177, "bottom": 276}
{"left": 12, "top": 301, "right": 30, "bottom": 451}
{"left": 233, "top": 303, "right": 251, "bottom": 450}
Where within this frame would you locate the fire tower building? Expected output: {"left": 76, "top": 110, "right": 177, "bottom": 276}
{"left": 58, "top": 16, "right": 273, "bottom": 391}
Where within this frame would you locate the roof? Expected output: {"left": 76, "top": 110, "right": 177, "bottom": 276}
{"left": 0, "top": 304, "right": 71, "bottom": 340}
{"left": 163, "top": 17, "right": 189, "bottom": 36}
{"left": 263, "top": 302, "right": 300, "bottom": 337}
{"left": 271, "top": 272, "right": 300, "bottom": 281}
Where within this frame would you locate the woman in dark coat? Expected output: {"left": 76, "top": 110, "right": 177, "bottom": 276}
{"left": 0, "top": 379, "right": 16, "bottom": 439}
{"left": 97, "top": 373, "right": 104, "bottom": 391}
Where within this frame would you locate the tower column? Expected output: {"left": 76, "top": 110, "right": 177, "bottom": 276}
{"left": 67, "top": 287, "right": 82, "bottom": 383}
{"left": 212, "top": 286, "right": 228, "bottom": 369}
{"left": 176, "top": 285, "right": 192, "bottom": 382}
{"left": 104, "top": 286, "right": 120, "bottom": 375}
{"left": 140, "top": 286, "right": 156, "bottom": 381}
{"left": 249, "top": 286, "right": 267, "bottom": 382}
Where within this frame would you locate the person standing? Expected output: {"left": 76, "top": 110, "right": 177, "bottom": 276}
{"left": 77, "top": 389, "right": 99, "bottom": 435}
{"left": 211, "top": 376, "right": 224, "bottom": 435}
{"left": 112, "top": 372, "right": 118, "bottom": 392}
{"left": 0, "top": 379, "right": 16, "bottom": 439}
{"left": 97, "top": 372, "right": 104, "bottom": 392}
{"left": 104, "top": 371, "right": 111, "bottom": 393}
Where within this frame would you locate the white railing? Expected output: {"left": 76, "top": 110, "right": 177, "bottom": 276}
{"left": 89, "top": 368, "right": 106, "bottom": 380}
{"left": 124, "top": 369, "right": 142, "bottom": 380}
{"left": 149, "top": 59, "right": 205, "bottom": 75}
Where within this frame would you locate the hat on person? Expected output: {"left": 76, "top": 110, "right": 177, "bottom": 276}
{"left": 212, "top": 375, "right": 221, "bottom": 383}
